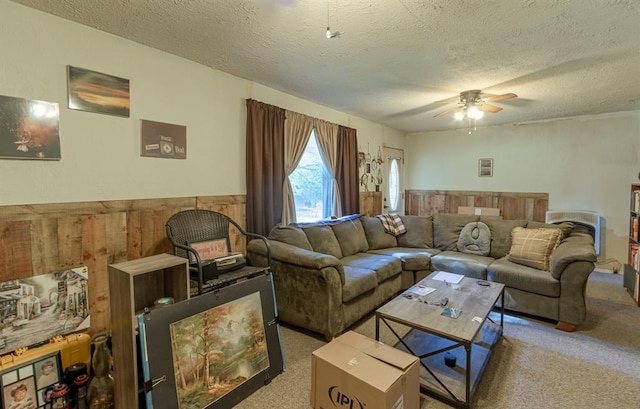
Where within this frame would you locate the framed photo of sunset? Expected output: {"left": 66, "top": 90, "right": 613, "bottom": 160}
{"left": 67, "top": 65, "right": 130, "bottom": 117}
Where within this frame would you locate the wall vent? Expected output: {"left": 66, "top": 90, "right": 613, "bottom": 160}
{"left": 545, "top": 210, "right": 602, "bottom": 255}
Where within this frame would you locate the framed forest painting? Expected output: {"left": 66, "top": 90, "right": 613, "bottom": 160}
{"left": 139, "top": 273, "right": 283, "bottom": 409}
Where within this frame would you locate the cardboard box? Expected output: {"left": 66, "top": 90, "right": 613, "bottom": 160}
{"left": 458, "top": 206, "right": 501, "bottom": 217}
{"left": 311, "top": 331, "right": 419, "bottom": 409}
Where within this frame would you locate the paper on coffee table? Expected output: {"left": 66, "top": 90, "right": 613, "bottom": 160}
{"left": 405, "top": 285, "right": 437, "bottom": 297}
{"left": 432, "top": 271, "right": 464, "bottom": 284}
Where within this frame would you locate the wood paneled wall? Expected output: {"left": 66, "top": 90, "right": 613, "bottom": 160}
{"left": 359, "top": 192, "right": 383, "bottom": 216}
{"left": 0, "top": 193, "right": 379, "bottom": 336}
{"left": 0, "top": 195, "right": 249, "bottom": 336}
{"left": 405, "top": 190, "right": 548, "bottom": 221}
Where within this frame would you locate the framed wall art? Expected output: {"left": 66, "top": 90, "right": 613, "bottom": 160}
{"left": 0, "top": 95, "right": 60, "bottom": 160}
{"left": 139, "top": 272, "right": 284, "bottom": 409}
{"left": 0, "top": 351, "right": 62, "bottom": 409}
{"left": 140, "top": 119, "right": 187, "bottom": 159}
{"left": 67, "top": 66, "right": 130, "bottom": 117}
{"left": 0, "top": 266, "right": 89, "bottom": 356}
{"left": 479, "top": 158, "right": 493, "bottom": 177}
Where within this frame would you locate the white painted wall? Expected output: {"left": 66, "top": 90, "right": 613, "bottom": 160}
{"left": 406, "top": 112, "right": 640, "bottom": 266}
{"left": 3, "top": 1, "right": 634, "bottom": 267}
{"left": 0, "top": 1, "right": 398, "bottom": 205}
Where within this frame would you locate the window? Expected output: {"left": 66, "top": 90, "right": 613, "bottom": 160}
{"left": 288, "top": 131, "right": 330, "bottom": 222}
{"left": 388, "top": 158, "right": 400, "bottom": 211}
{"left": 383, "top": 147, "right": 403, "bottom": 214}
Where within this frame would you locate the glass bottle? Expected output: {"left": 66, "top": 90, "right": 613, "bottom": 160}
{"left": 87, "top": 335, "right": 114, "bottom": 409}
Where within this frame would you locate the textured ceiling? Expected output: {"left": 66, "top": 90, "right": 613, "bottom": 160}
{"left": 10, "top": 0, "right": 640, "bottom": 133}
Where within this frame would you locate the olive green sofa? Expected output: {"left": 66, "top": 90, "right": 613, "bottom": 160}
{"left": 247, "top": 213, "right": 597, "bottom": 339}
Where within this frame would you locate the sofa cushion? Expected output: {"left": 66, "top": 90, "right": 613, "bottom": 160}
{"left": 331, "top": 218, "right": 369, "bottom": 257}
{"left": 397, "top": 215, "right": 434, "bottom": 248}
{"left": 361, "top": 216, "right": 398, "bottom": 249}
{"left": 488, "top": 258, "right": 560, "bottom": 297}
{"left": 368, "top": 247, "right": 441, "bottom": 270}
{"left": 480, "top": 218, "right": 528, "bottom": 259}
{"left": 457, "top": 221, "right": 491, "bottom": 256}
{"left": 507, "top": 227, "right": 562, "bottom": 271}
{"left": 526, "top": 221, "right": 574, "bottom": 239}
{"left": 268, "top": 225, "right": 313, "bottom": 251}
{"left": 341, "top": 253, "right": 402, "bottom": 283}
{"left": 433, "top": 214, "right": 479, "bottom": 251}
{"left": 302, "top": 225, "right": 343, "bottom": 259}
{"left": 430, "top": 251, "right": 494, "bottom": 280}
{"left": 342, "top": 266, "right": 378, "bottom": 302}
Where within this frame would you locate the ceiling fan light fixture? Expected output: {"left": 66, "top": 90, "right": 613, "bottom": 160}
{"left": 467, "top": 106, "right": 483, "bottom": 119}
{"left": 454, "top": 110, "right": 465, "bottom": 121}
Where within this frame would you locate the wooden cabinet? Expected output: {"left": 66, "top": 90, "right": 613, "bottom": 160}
{"left": 108, "top": 253, "right": 189, "bottom": 409}
{"left": 625, "top": 184, "right": 640, "bottom": 306}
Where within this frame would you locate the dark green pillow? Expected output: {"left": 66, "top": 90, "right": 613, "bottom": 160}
{"left": 397, "top": 215, "right": 433, "bottom": 248}
{"left": 268, "top": 225, "right": 313, "bottom": 250}
{"left": 361, "top": 216, "right": 398, "bottom": 249}
{"left": 480, "top": 218, "right": 528, "bottom": 259}
{"left": 302, "top": 225, "right": 343, "bottom": 259}
{"left": 527, "top": 221, "right": 574, "bottom": 239}
{"left": 331, "top": 218, "right": 369, "bottom": 257}
{"left": 433, "top": 214, "right": 479, "bottom": 251}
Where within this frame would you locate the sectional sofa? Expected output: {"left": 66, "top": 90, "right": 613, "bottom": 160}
{"left": 246, "top": 213, "right": 597, "bottom": 339}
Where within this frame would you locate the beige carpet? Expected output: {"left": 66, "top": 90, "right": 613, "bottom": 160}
{"left": 236, "top": 272, "right": 640, "bottom": 409}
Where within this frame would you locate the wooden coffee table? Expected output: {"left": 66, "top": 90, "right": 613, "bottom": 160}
{"left": 375, "top": 271, "right": 504, "bottom": 408}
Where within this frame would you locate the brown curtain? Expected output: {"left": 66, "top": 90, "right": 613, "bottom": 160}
{"left": 336, "top": 125, "right": 359, "bottom": 215}
{"left": 314, "top": 118, "right": 341, "bottom": 218}
{"left": 282, "top": 111, "right": 314, "bottom": 225}
{"left": 246, "top": 99, "right": 285, "bottom": 236}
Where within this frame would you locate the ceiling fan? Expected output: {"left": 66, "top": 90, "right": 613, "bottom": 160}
{"left": 433, "top": 90, "right": 518, "bottom": 120}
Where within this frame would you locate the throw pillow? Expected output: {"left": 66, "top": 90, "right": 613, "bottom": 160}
{"left": 331, "top": 218, "right": 369, "bottom": 257}
{"left": 361, "top": 216, "right": 398, "bottom": 249}
{"left": 457, "top": 222, "right": 491, "bottom": 256}
{"left": 433, "top": 214, "right": 480, "bottom": 251}
{"left": 302, "top": 225, "right": 343, "bottom": 259}
{"left": 480, "top": 218, "right": 528, "bottom": 259}
{"left": 526, "top": 221, "right": 574, "bottom": 239}
{"left": 397, "top": 215, "right": 433, "bottom": 248}
{"left": 507, "top": 227, "right": 562, "bottom": 271}
{"left": 268, "top": 225, "right": 313, "bottom": 251}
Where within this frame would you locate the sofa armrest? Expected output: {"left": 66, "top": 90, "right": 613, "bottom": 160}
{"left": 247, "top": 238, "right": 346, "bottom": 338}
{"left": 549, "top": 233, "right": 597, "bottom": 280}
{"left": 247, "top": 239, "right": 345, "bottom": 284}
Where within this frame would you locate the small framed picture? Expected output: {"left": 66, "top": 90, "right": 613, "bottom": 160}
{"left": 479, "top": 158, "right": 493, "bottom": 177}
{"left": 187, "top": 238, "right": 229, "bottom": 263}
{"left": 0, "top": 351, "right": 62, "bottom": 408}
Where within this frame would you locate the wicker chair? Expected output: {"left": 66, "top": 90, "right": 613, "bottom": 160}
{"left": 166, "top": 209, "right": 271, "bottom": 294}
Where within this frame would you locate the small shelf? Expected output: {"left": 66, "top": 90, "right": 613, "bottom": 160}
{"left": 108, "top": 253, "right": 189, "bottom": 409}
{"left": 623, "top": 264, "right": 640, "bottom": 306}
{"left": 398, "top": 316, "right": 502, "bottom": 406}
{"left": 627, "top": 184, "right": 640, "bottom": 306}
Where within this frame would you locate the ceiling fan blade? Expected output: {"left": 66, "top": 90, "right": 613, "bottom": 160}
{"left": 479, "top": 104, "right": 503, "bottom": 113}
{"left": 433, "top": 106, "right": 460, "bottom": 118}
{"left": 483, "top": 93, "right": 518, "bottom": 102}
{"left": 434, "top": 95, "right": 462, "bottom": 104}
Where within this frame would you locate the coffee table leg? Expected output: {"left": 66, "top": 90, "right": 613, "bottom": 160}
{"left": 501, "top": 289, "right": 505, "bottom": 331}
{"left": 375, "top": 313, "right": 380, "bottom": 341}
{"left": 465, "top": 342, "right": 471, "bottom": 406}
